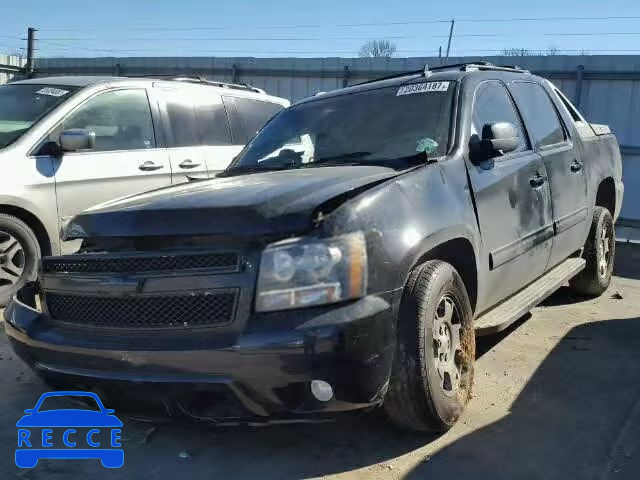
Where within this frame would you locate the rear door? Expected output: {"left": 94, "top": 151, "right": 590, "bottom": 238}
{"left": 155, "top": 88, "right": 209, "bottom": 182}
{"left": 509, "top": 81, "right": 588, "bottom": 269}
{"left": 45, "top": 87, "right": 172, "bottom": 252}
{"left": 465, "top": 80, "right": 553, "bottom": 309}
{"left": 193, "top": 91, "right": 242, "bottom": 174}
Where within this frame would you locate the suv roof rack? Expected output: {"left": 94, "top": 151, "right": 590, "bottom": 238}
{"left": 354, "top": 62, "right": 529, "bottom": 86}
{"left": 128, "top": 74, "right": 266, "bottom": 94}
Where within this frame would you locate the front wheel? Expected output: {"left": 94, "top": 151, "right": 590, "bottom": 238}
{"left": 569, "top": 206, "right": 615, "bottom": 297}
{"left": 384, "top": 260, "right": 475, "bottom": 432}
{"left": 0, "top": 214, "right": 41, "bottom": 307}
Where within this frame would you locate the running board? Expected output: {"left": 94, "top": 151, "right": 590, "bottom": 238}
{"left": 474, "top": 257, "right": 586, "bottom": 336}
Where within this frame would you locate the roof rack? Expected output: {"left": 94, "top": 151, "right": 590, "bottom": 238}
{"left": 353, "top": 61, "right": 529, "bottom": 86}
{"left": 128, "top": 74, "right": 266, "bottom": 94}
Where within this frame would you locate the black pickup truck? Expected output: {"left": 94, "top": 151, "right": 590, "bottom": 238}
{"left": 4, "top": 62, "right": 624, "bottom": 432}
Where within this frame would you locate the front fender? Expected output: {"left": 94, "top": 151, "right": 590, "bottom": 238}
{"left": 0, "top": 193, "right": 59, "bottom": 256}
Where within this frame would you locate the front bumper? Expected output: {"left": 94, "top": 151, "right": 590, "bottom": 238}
{"left": 4, "top": 285, "right": 398, "bottom": 421}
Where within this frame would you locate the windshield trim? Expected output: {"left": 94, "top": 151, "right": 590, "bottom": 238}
{"left": 0, "top": 83, "right": 81, "bottom": 151}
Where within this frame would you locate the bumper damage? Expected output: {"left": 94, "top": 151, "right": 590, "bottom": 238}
{"left": 4, "top": 283, "right": 397, "bottom": 423}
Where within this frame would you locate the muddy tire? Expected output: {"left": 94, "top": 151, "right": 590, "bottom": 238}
{"left": 384, "top": 260, "right": 475, "bottom": 432}
{"left": 0, "top": 214, "right": 41, "bottom": 307}
{"left": 569, "top": 207, "right": 615, "bottom": 297}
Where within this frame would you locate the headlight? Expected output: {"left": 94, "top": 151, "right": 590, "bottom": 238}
{"left": 256, "top": 232, "right": 368, "bottom": 312}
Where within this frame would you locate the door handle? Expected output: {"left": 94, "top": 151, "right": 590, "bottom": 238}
{"left": 570, "top": 160, "right": 583, "bottom": 173}
{"left": 179, "top": 159, "right": 201, "bottom": 169}
{"left": 529, "top": 173, "right": 546, "bottom": 188}
{"left": 138, "top": 161, "right": 163, "bottom": 171}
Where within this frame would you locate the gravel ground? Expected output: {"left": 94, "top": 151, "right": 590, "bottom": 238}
{"left": 1, "top": 243, "right": 639, "bottom": 479}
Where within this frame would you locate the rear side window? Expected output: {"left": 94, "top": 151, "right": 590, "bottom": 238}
{"left": 162, "top": 92, "right": 199, "bottom": 147}
{"left": 233, "top": 97, "right": 284, "bottom": 140}
{"left": 553, "top": 87, "right": 587, "bottom": 123}
{"left": 194, "top": 94, "right": 232, "bottom": 146}
{"left": 510, "top": 82, "right": 566, "bottom": 148}
{"left": 471, "top": 81, "right": 527, "bottom": 154}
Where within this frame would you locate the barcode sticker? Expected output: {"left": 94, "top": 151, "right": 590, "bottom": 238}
{"left": 36, "top": 87, "right": 69, "bottom": 97}
{"left": 397, "top": 82, "right": 450, "bottom": 96}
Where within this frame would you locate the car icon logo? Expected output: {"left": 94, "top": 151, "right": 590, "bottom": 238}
{"left": 15, "top": 391, "right": 124, "bottom": 468}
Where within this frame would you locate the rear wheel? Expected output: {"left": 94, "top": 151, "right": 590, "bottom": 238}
{"left": 384, "top": 260, "right": 475, "bottom": 432}
{"left": 569, "top": 206, "right": 615, "bottom": 297}
{"left": 0, "top": 214, "right": 41, "bottom": 307}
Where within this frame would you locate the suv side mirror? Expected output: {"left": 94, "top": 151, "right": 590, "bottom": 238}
{"left": 481, "top": 122, "right": 519, "bottom": 154}
{"left": 59, "top": 129, "right": 95, "bottom": 152}
{"left": 470, "top": 122, "right": 520, "bottom": 162}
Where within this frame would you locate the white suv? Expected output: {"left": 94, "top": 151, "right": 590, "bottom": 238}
{"left": 0, "top": 76, "right": 289, "bottom": 304}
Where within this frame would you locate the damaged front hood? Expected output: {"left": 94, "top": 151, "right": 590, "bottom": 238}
{"left": 65, "top": 166, "right": 400, "bottom": 239}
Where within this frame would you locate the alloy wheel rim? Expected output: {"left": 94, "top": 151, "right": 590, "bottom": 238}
{"left": 599, "top": 223, "right": 612, "bottom": 278}
{"left": 433, "top": 295, "right": 463, "bottom": 397}
{"left": 0, "top": 231, "right": 25, "bottom": 293}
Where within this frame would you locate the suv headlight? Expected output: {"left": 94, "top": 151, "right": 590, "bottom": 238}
{"left": 256, "top": 232, "right": 368, "bottom": 312}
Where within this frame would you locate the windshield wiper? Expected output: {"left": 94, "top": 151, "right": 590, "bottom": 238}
{"left": 304, "top": 151, "right": 431, "bottom": 169}
{"left": 312, "top": 151, "right": 373, "bottom": 165}
{"left": 218, "top": 165, "right": 294, "bottom": 178}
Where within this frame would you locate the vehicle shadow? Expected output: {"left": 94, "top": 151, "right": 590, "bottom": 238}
{"left": 613, "top": 242, "right": 640, "bottom": 281}
{"left": 406, "top": 316, "right": 640, "bottom": 480}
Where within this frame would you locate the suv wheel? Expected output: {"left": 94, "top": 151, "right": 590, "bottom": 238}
{"left": 0, "top": 214, "right": 41, "bottom": 307}
{"left": 384, "top": 260, "right": 475, "bottom": 432}
{"left": 569, "top": 206, "right": 615, "bottom": 297}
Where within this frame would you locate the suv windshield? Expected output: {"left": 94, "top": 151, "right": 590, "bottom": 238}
{"left": 0, "top": 84, "right": 78, "bottom": 149}
{"left": 227, "top": 81, "right": 455, "bottom": 173}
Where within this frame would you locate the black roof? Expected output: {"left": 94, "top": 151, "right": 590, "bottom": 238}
{"left": 295, "top": 62, "right": 534, "bottom": 106}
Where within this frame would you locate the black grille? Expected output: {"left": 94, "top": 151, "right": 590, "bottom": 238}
{"left": 46, "top": 291, "right": 237, "bottom": 328}
{"left": 42, "top": 253, "right": 239, "bottom": 275}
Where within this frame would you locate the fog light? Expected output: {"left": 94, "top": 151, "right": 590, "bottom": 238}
{"left": 310, "top": 380, "right": 333, "bottom": 402}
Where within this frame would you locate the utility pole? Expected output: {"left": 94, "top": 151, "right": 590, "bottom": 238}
{"left": 25, "top": 27, "right": 36, "bottom": 78}
{"left": 445, "top": 19, "right": 455, "bottom": 61}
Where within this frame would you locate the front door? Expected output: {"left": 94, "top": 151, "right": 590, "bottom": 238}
{"left": 509, "top": 81, "right": 589, "bottom": 269}
{"left": 465, "top": 80, "right": 554, "bottom": 310}
{"left": 43, "top": 88, "right": 172, "bottom": 253}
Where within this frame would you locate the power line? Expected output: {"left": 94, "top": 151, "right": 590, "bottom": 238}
{"left": 37, "top": 31, "right": 640, "bottom": 44}
{"left": 35, "top": 15, "right": 640, "bottom": 32}
{"left": 40, "top": 35, "right": 413, "bottom": 41}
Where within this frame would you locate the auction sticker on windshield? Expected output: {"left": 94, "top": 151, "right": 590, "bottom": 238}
{"left": 397, "top": 82, "right": 450, "bottom": 96}
{"left": 35, "top": 87, "right": 69, "bottom": 97}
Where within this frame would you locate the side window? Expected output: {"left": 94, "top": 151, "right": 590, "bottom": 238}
{"left": 162, "top": 92, "right": 199, "bottom": 147}
{"left": 222, "top": 96, "right": 245, "bottom": 145}
{"left": 194, "top": 93, "right": 232, "bottom": 146}
{"left": 55, "top": 89, "right": 155, "bottom": 152}
{"left": 553, "top": 87, "right": 587, "bottom": 123}
{"left": 510, "top": 82, "right": 566, "bottom": 148}
{"left": 471, "top": 82, "right": 527, "bottom": 154}
{"left": 234, "top": 97, "right": 284, "bottom": 140}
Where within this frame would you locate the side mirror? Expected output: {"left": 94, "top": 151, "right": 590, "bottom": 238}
{"left": 59, "top": 128, "right": 95, "bottom": 152}
{"left": 481, "top": 122, "right": 519, "bottom": 154}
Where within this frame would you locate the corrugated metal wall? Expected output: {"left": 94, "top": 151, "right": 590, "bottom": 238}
{"left": 24, "top": 55, "right": 640, "bottom": 221}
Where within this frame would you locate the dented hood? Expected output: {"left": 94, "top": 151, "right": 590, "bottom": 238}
{"left": 65, "top": 166, "right": 400, "bottom": 239}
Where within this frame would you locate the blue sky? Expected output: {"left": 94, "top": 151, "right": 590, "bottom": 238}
{"left": 2, "top": 0, "right": 640, "bottom": 58}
